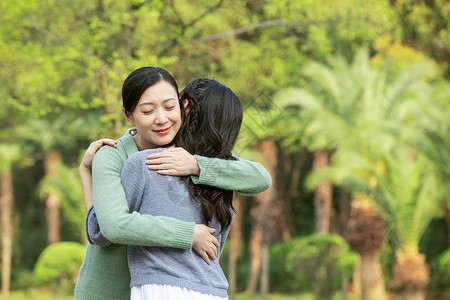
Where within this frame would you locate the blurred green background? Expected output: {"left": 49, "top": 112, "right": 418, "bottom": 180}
{"left": 0, "top": 0, "right": 449, "bottom": 299}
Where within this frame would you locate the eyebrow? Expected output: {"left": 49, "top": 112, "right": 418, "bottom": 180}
{"left": 138, "top": 98, "right": 177, "bottom": 106}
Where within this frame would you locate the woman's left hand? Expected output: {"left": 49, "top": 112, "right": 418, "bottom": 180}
{"left": 146, "top": 147, "right": 200, "bottom": 176}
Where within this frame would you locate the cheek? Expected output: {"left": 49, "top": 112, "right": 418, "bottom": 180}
{"left": 169, "top": 109, "right": 182, "bottom": 124}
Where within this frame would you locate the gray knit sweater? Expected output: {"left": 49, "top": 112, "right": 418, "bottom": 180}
{"left": 122, "top": 148, "right": 231, "bottom": 298}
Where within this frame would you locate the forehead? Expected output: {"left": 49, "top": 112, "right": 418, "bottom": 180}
{"left": 138, "top": 80, "right": 178, "bottom": 105}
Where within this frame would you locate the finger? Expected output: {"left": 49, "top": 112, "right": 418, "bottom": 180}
{"left": 100, "top": 139, "right": 117, "bottom": 147}
{"left": 212, "top": 237, "right": 219, "bottom": 247}
{"left": 207, "top": 227, "right": 216, "bottom": 234}
{"left": 207, "top": 247, "right": 216, "bottom": 261}
{"left": 200, "top": 252, "right": 211, "bottom": 265}
{"left": 148, "top": 164, "right": 172, "bottom": 170}
{"left": 156, "top": 170, "right": 180, "bottom": 176}
{"left": 146, "top": 152, "right": 173, "bottom": 159}
{"left": 145, "top": 158, "right": 169, "bottom": 165}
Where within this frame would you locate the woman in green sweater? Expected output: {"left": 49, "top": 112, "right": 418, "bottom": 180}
{"left": 74, "top": 67, "right": 271, "bottom": 300}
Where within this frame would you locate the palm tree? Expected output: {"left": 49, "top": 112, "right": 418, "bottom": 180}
{"left": 374, "top": 149, "right": 442, "bottom": 300}
{"left": 0, "top": 144, "right": 22, "bottom": 296}
{"left": 39, "top": 164, "right": 87, "bottom": 243}
{"left": 276, "top": 48, "right": 439, "bottom": 299}
{"left": 415, "top": 81, "right": 450, "bottom": 245}
{"left": 17, "top": 113, "right": 99, "bottom": 244}
{"left": 235, "top": 105, "right": 282, "bottom": 296}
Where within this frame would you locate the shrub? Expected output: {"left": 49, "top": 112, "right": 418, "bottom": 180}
{"left": 270, "top": 234, "right": 357, "bottom": 299}
{"left": 33, "top": 242, "right": 86, "bottom": 293}
{"left": 270, "top": 237, "right": 309, "bottom": 293}
{"left": 429, "top": 248, "right": 450, "bottom": 293}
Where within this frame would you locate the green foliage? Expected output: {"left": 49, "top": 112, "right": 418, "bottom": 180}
{"left": 429, "top": 249, "right": 450, "bottom": 292}
{"left": 38, "top": 165, "right": 86, "bottom": 242}
{"left": 270, "top": 237, "right": 309, "bottom": 293}
{"left": 373, "top": 149, "right": 443, "bottom": 252}
{"left": 10, "top": 268, "right": 36, "bottom": 290}
{"left": 0, "top": 143, "right": 23, "bottom": 174}
{"left": 33, "top": 242, "right": 86, "bottom": 293}
{"left": 270, "top": 235, "right": 357, "bottom": 298}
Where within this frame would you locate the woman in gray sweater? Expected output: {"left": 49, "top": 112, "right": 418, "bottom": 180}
{"left": 124, "top": 78, "right": 242, "bottom": 299}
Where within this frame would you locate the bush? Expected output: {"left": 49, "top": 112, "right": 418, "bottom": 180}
{"left": 10, "top": 268, "right": 36, "bottom": 290}
{"left": 270, "top": 234, "right": 357, "bottom": 299}
{"left": 270, "top": 237, "right": 310, "bottom": 293}
{"left": 429, "top": 248, "right": 450, "bottom": 293}
{"left": 33, "top": 242, "right": 86, "bottom": 293}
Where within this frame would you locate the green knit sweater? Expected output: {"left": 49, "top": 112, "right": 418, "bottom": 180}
{"left": 74, "top": 129, "right": 271, "bottom": 300}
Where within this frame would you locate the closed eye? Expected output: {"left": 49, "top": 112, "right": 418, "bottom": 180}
{"left": 166, "top": 106, "right": 176, "bottom": 110}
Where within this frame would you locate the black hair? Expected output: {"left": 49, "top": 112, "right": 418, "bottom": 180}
{"left": 176, "top": 78, "right": 243, "bottom": 232}
{"left": 122, "top": 66, "right": 179, "bottom": 115}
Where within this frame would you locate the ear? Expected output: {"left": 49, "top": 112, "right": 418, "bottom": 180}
{"left": 123, "top": 108, "right": 135, "bottom": 126}
{"left": 183, "top": 99, "right": 190, "bottom": 114}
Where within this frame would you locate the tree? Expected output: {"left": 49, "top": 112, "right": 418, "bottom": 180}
{"left": 39, "top": 164, "right": 87, "bottom": 243}
{"left": 374, "top": 149, "right": 442, "bottom": 300}
{"left": 277, "top": 48, "right": 440, "bottom": 299}
{"left": 389, "top": 0, "right": 450, "bottom": 78}
{"left": 0, "top": 144, "right": 22, "bottom": 296}
{"left": 17, "top": 114, "right": 98, "bottom": 244}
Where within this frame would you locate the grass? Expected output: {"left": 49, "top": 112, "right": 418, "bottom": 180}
{"left": 0, "top": 290, "right": 359, "bottom": 300}
{"left": 0, "top": 289, "right": 72, "bottom": 300}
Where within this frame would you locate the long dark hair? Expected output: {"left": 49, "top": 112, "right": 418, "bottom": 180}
{"left": 176, "top": 78, "right": 243, "bottom": 232}
{"left": 122, "top": 66, "right": 179, "bottom": 114}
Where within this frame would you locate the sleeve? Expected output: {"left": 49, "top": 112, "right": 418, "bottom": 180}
{"left": 190, "top": 155, "right": 272, "bottom": 196}
{"left": 89, "top": 146, "right": 194, "bottom": 248}
{"left": 85, "top": 206, "right": 113, "bottom": 246}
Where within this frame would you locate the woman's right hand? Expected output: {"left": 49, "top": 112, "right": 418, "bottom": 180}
{"left": 80, "top": 138, "right": 117, "bottom": 173}
{"left": 193, "top": 224, "right": 219, "bottom": 265}
{"left": 80, "top": 138, "right": 117, "bottom": 212}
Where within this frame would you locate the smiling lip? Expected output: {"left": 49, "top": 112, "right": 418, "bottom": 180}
{"left": 153, "top": 127, "right": 171, "bottom": 135}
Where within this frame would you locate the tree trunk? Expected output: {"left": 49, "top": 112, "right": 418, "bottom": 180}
{"left": 260, "top": 245, "right": 270, "bottom": 300}
{"left": 346, "top": 203, "right": 387, "bottom": 300}
{"left": 393, "top": 251, "right": 429, "bottom": 300}
{"left": 351, "top": 256, "right": 362, "bottom": 298}
{"left": 228, "top": 194, "right": 244, "bottom": 299}
{"left": 443, "top": 199, "right": 450, "bottom": 247}
{"left": 246, "top": 225, "right": 262, "bottom": 295}
{"left": 246, "top": 139, "right": 279, "bottom": 295}
{"left": 338, "top": 188, "right": 352, "bottom": 237}
{"left": 403, "top": 290, "right": 426, "bottom": 300}
{"left": 312, "top": 150, "right": 333, "bottom": 234}
{"left": 360, "top": 252, "right": 387, "bottom": 300}
{"left": 44, "top": 149, "right": 62, "bottom": 245}
{"left": 1, "top": 172, "right": 13, "bottom": 296}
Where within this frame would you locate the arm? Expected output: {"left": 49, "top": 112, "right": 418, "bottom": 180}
{"left": 79, "top": 139, "right": 117, "bottom": 212}
{"left": 146, "top": 147, "right": 272, "bottom": 195}
{"left": 90, "top": 145, "right": 194, "bottom": 248}
{"left": 192, "top": 155, "right": 272, "bottom": 196}
{"left": 88, "top": 145, "right": 219, "bottom": 262}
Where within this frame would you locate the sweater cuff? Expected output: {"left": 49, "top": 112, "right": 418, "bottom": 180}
{"left": 192, "top": 155, "right": 217, "bottom": 186}
{"left": 172, "top": 220, "right": 195, "bottom": 250}
{"left": 85, "top": 206, "right": 95, "bottom": 245}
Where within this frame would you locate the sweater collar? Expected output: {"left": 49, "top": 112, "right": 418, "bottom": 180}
{"left": 122, "top": 128, "right": 139, "bottom": 157}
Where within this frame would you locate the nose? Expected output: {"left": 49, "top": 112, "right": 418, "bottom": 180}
{"left": 155, "top": 109, "right": 169, "bottom": 124}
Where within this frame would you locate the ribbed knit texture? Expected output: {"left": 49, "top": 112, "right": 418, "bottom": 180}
{"left": 123, "top": 149, "right": 231, "bottom": 298}
{"left": 192, "top": 155, "right": 272, "bottom": 196}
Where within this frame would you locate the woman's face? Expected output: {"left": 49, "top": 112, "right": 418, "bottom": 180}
{"left": 125, "top": 80, "right": 182, "bottom": 150}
